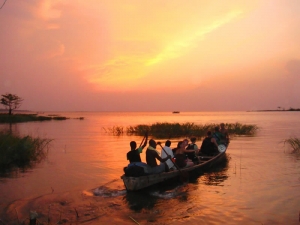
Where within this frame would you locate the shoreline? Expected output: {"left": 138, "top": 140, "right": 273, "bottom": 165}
{"left": 247, "top": 109, "right": 300, "bottom": 112}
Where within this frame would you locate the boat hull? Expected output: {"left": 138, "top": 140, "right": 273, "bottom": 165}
{"left": 121, "top": 150, "right": 226, "bottom": 191}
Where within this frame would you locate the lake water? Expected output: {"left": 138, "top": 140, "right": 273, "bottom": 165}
{"left": 0, "top": 111, "right": 300, "bottom": 224}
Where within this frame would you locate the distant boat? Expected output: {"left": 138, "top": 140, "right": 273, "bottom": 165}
{"left": 172, "top": 111, "right": 180, "bottom": 114}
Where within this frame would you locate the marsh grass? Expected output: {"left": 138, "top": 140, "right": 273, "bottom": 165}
{"left": 0, "top": 113, "right": 69, "bottom": 123}
{"left": 102, "top": 126, "right": 124, "bottom": 135}
{"left": 104, "top": 122, "right": 258, "bottom": 138}
{"left": 226, "top": 123, "right": 258, "bottom": 135}
{"left": 0, "top": 131, "right": 52, "bottom": 172}
{"left": 284, "top": 137, "right": 300, "bottom": 153}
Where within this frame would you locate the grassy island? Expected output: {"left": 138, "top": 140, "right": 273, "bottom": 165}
{"left": 0, "top": 131, "right": 51, "bottom": 172}
{"left": 0, "top": 113, "right": 70, "bottom": 123}
{"left": 103, "top": 122, "right": 258, "bottom": 138}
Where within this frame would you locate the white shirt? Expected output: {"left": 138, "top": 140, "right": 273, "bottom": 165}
{"left": 160, "top": 145, "right": 175, "bottom": 169}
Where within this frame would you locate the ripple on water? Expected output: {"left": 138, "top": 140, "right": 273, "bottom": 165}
{"left": 93, "top": 186, "right": 126, "bottom": 197}
{"left": 149, "top": 184, "right": 190, "bottom": 199}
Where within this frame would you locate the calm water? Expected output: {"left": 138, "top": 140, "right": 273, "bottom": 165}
{"left": 0, "top": 111, "right": 300, "bottom": 224}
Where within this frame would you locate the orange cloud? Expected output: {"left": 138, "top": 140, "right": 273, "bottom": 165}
{"left": 84, "top": 4, "right": 246, "bottom": 91}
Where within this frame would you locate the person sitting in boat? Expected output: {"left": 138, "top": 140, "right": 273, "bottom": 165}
{"left": 146, "top": 139, "right": 171, "bottom": 174}
{"left": 183, "top": 138, "right": 189, "bottom": 148}
{"left": 212, "top": 126, "right": 223, "bottom": 145}
{"left": 174, "top": 141, "right": 195, "bottom": 168}
{"left": 220, "top": 123, "right": 230, "bottom": 145}
{"left": 186, "top": 136, "right": 199, "bottom": 162}
{"left": 126, "top": 132, "right": 148, "bottom": 163}
{"left": 199, "top": 131, "right": 219, "bottom": 156}
{"left": 123, "top": 161, "right": 151, "bottom": 177}
{"left": 160, "top": 140, "right": 176, "bottom": 171}
{"left": 172, "top": 138, "right": 189, "bottom": 155}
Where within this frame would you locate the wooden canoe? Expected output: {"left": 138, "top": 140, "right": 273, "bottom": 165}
{"left": 121, "top": 148, "right": 227, "bottom": 191}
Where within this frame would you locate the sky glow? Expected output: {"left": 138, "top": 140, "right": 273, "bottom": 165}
{"left": 0, "top": 0, "right": 300, "bottom": 111}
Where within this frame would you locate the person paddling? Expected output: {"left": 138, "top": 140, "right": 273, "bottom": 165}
{"left": 126, "top": 132, "right": 148, "bottom": 163}
{"left": 146, "top": 139, "right": 171, "bottom": 173}
{"left": 160, "top": 140, "right": 176, "bottom": 171}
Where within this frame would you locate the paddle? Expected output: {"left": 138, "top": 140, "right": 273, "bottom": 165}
{"left": 138, "top": 132, "right": 148, "bottom": 148}
{"left": 157, "top": 143, "right": 189, "bottom": 182}
{"left": 218, "top": 144, "right": 227, "bottom": 153}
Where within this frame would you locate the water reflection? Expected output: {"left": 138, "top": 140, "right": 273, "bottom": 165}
{"left": 186, "top": 154, "right": 230, "bottom": 187}
{"left": 124, "top": 184, "right": 191, "bottom": 212}
{"left": 198, "top": 154, "right": 230, "bottom": 186}
{"left": 122, "top": 154, "right": 230, "bottom": 212}
{"left": 200, "top": 172, "right": 229, "bottom": 186}
{"left": 0, "top": 122, "right": 21, "bottom": 135}
{"left": 0, "top": 167, "right": 33, "bottom": 180}
{"left": 1, "top": 111, "right": 300, "bottom": 224}
{"left": 124, "top": 191, "right": 158, "bottom": 211}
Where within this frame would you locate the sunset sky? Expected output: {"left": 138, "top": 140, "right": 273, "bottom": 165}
{"left": 1, "top": 0, "right": 300, "bottom": 111}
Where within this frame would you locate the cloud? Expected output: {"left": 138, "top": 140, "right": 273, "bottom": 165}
{"left": 43, "top": 42, "right": 65, "bottom": 59}
{"left": 86, "top": 5, "right": 246, "bottom": 90}
{"left": 37, "top": 0, "right": 62, "bottom": 21}
{"left": 146, "top": 9, "right": 243, "bottom": 66}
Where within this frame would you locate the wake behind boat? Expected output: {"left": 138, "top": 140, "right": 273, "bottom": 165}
{"left": 121, "top": 145, "right": 227, "bottom": 191}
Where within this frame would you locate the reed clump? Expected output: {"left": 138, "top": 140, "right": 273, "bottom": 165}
{"left": 284, "top": 137, "right": 300, "bottom": 153}
{"left": 226, "top": 122, "right": 258, "bottom": 135}
{"left": 0, "top": 131, "right": 52, "bottom": 172}
{"left": 104, "top": 122, "right": 258, "bottom": 138}
{"left": 102, "top": 126, "right": 124, "bottom": 136}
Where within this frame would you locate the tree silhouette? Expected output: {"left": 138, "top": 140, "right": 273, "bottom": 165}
{"left": 1, "top": 93, "right": 23, "bottom": 115}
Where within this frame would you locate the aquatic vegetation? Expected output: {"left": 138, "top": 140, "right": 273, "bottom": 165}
{"left": 284, "top": 137, "right": 300, "bottom": 153}
{"left": 102, "top": 126, "right": 124, "bottom": 136}
{"left": 0, "top": 131, "right": 52, "bottom": 172}
{"left": 226, "top": 122, "right": 259, "bottom": 135}
{"left": 128, "top": 122, "right": 209, "bottom": 138}
{"left": 104, "top": 122, "right": 259, "bottom": 138}
{"left": 0, "top": 113, "right": 69, "bottom": 123}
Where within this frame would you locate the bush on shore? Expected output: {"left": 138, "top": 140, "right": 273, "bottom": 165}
{"left": 0, "top": 131, "right": 51, "bottom": 172}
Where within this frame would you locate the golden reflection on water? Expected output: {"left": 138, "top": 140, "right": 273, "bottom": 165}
{"left": 1, "top": 111, "right": 300, "bottom": 224}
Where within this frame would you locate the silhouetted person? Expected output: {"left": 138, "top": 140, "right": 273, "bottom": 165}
{"left": 146, "top": 139, "right": 171, "bottom": 173}
{"left": 127, "top": 133, "right": 148, "bottom": 163}
{"left": 199, "top": 131, "right": 219, "bottom": 156}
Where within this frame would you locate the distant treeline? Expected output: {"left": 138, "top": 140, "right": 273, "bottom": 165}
{"left": 250, "top": 107, "right": 300, "bottom": 112}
